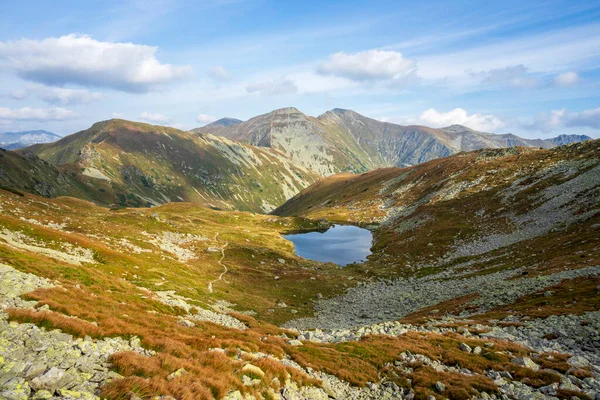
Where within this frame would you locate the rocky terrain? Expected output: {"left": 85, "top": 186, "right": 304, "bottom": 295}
{"left": 0, "top": 111, "right": 589, "bottom": 215}
{"left": 194, "top": 107, "right": 590, "bottom": 175}
{"left": 0, "top": 139, "right": 598, "bottom": 399}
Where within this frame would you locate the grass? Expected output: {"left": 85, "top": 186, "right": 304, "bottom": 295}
{"left": 473, "top": 276, "right": 600, "bottom": 322}
{"left": 1, "top": 139, "right": 599, "bottom": 399}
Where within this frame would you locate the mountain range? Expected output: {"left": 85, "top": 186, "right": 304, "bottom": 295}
{"left": 193, "top": 107, "right": 591, "bottom": 175}
{"left": 4, "top": 119, "right": 317, "bottom": 212}
{"left": 0, "top": 129, "right": 61, "bottom": 150}
{"left": 0, "top": 107, "right": 590, "bottom": 213}
{"left": 0, "top": 134, "right": 598, "bottom": 400}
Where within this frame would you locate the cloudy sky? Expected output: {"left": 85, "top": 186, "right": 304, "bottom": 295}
{"left": 1, "top": 0, "right": 599, "bottom": 138}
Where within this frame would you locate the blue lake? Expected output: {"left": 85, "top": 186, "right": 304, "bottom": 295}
{"left": 283, "top": 224, "right": 373, "bottom": 266}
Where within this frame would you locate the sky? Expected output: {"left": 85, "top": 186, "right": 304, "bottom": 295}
{"left": 0, "top": 0, "right": 599, "bottom": 138}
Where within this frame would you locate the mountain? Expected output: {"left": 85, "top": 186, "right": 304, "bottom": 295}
{"left": 546, "top": 133, "right": 592, "bottom": 146}
{"left": 14, "top": 119, "right": 318, "bottom": 212}
{"left": 204, "top": 117, "right": 243, "bottom": 127}
{"left": 1, "top": 139, "right": 598, "bottom": 400}
{"left": 0, "top": 147, "right": 111, "bottom": 202}
{"left": 275, "top": 139, "right": 600, "bottom": 326}
{"left": 0, "top": 129, "right": 61, "bottom": 150}
{"left": 190, "top": 118, "right": 243, "bottom": 138}
{"left": 195, "top": 107, "right": 591, "bottom": 175}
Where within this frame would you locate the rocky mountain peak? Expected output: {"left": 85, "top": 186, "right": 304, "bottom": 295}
{"left": 205, "top": 117, "right": 243, "bottom": 128}
{"left": 442, "top": 124, "right": 477, "bottom": 133}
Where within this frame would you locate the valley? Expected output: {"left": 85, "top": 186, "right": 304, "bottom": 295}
{"left": 2, "top": 2, "right": 599, "bottom": 399}
{"left": 0, "top": 137, "right": 598, "bottom": 399}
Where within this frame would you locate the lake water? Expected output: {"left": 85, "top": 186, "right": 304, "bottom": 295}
{"left": 283, "top": 224, "right": 373, "bottom": 266}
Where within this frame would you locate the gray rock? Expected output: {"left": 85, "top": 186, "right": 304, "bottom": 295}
{"left": 435, "top": 381, "right": 446, "bottom": 393}
{"left": 511, "top": 357, "right": 540, "bottom": 371}
{"left": 176, "top": 319, "right": 195, "bottom": 328}
{"left": 30, "top": 367, "right": 69, "bottom": 392}
{"left": 24, "top": 363, "right": 47, "bottom": 379}
{"left": 568, "top": 355, "right": 591, "bottom": 368}
{"left": 459, "top": 342, "right": 472, "bottom": 353}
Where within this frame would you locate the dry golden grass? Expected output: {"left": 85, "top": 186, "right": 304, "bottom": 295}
{"left": 2, "top": 141, "right": 599, "bottom": 399}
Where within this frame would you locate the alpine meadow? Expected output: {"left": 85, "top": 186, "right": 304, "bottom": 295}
{"left": 0, "top": 1, "right": 599, "bottom": 400}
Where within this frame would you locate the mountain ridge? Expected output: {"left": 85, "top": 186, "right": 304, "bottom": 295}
{"left": 0, "top": 129, "right": 61, "bottom": 150}
{"left": 194, "top": 107, "right": 591, "bottom": 175}
{"left": 11, "top": 119, "right": 319, "bottom": 212}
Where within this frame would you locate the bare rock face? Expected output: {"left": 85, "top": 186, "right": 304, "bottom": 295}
{"left": 196, "top": 107, "right": 590, "bottom": 177}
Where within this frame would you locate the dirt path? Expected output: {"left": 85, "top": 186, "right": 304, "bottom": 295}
{"left": 208, "top": 234, "right": 229, "bottom": 294}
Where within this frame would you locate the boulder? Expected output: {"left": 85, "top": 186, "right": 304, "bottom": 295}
{"left": 30, "top": 367, "right": 74, "bottom": 392}
{"left": 241, "top": 363, "right": 265, "bottom": 378}
{"left": 567, "top": 356, "right": 591, "bottom": 369}
{"left": 459, "top": 342, "right": 472, "bottom": 353}
{"left": 511, "top": 357, "right": 540, "bottom": 371}
{"left": 435, "top": 381, "right": 446, "bottom": 393}
{"left": 177, "top": 319, "right": 195, "bottom": 328}
{"left": 167, "top": 368, "right": 188, "bottom": 381}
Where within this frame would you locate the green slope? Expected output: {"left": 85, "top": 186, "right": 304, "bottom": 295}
{"left": 17, "top": 119, "right": 319, "bottom": 212}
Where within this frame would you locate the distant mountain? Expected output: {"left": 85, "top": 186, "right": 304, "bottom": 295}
{"left": 0, "top": 130, "right": 61, "bottom": 150}
{"left": 205, "top": 117, "right": 243, "bottom": 127}
{"left": 545, "top": 134, "right": 592, "bottom": 146}
{"left": 194, "top": 107, "right": 590, "bottom": 175}
{"left": 190, "top": 118, "right": 243, "bottom": 138}
{"left": 14, "top": 119, "right": 318, "bottom": 212}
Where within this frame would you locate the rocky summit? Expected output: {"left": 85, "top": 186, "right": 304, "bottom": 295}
{"left": 194, "top": 107, "right": 590, "bottom": 176}
{"left": 0, "top": 136, "right": 597, "bottom": 400}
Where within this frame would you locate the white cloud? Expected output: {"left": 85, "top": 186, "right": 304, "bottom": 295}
{"left": 476, "top": 65, "right": 539, "bottom": 89}
{"left": 317, "top": 50, "right": 417, "bottom": 83}
{"left": 0, "top": 107, "right": 78, "bottom": 121}
{"left": 418, "top": 23, "right": 600, "bottom": 80}
{"left": 0, "top": 34, "right": 192, "bottom": 92}
{"left": 196, "top": 113, "right": 216, "bottom": 124}
{"left": 7, "top": 89, "right": 28, "bottom": 100}
{"left": 554, "top": 71, "right": 579, "bottom": 86}
{"left": 9, "top": 83, "right": 102, "bottom": 105}
{"left": 417, "top": 108, "right": 505, "bottom": 131}
{"left": 111, "top": 112, "right": 124, "bottom": 119}
{"left": 208, "top": 66, "right": 231, "bottom": 82}
{"left": 139, "top": 111, "right": 170, "bottom": 123}
{"left": 567, "top": 107, "right": 600, "bottom": 129}
{"left": 528, "top": 107, "right": 600, "bottom": 132}
{"left": 246, "top": 79, "right": 298, "bottom": 96}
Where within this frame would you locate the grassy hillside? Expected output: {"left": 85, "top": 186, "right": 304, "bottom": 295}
{"left": 275, "top": 140, "right": 600, "bottom": 280}
{"left": 17, "top": 119, "right": 319, "bottom": 212}
{"left": 1, "top": 140, "right": 599, "bottom": 400}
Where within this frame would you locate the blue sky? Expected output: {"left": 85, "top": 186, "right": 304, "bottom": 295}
{"left": 1, "top": 0, "right": 599, "bottom": 138}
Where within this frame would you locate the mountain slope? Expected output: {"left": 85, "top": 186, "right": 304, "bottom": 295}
{"left": 191, "top": 118, "right": 244, "bottom": 137}
{"left": 0, "top": 129, "right": 61, "bottom": 150}
{"left": 0, "top": 147, "right": 111, "bottom": 202}
{"left": 19, "top": 119, "right": 319, "bottom": 212}
{"left": 195, "top": 107, "right": 591, "bottom": 175}
{"left": 196, "top": 107, "right": 376, "bottom": 175}
{"left": 1, "top": 141, "right": 599, "bottom": 400}
{"left": 275, "top": 139, "right": 600, "bottom": 329}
